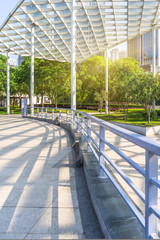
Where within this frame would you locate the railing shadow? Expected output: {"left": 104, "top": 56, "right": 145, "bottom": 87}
{"left": 0, "top": 116, "right": 84, "bottom": 238}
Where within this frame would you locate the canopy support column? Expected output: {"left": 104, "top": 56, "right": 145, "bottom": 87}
{"left": 105, "top": 46, "right": 108, "bottom": 114}
{"left": 7, "top": 51, "right": 10, "bottom": 115}
{"left": 30, "top": 24, "right": 35, "bottom": 116}
{"left": 153, "top": 28, "right": 156, "bottom": 111}
{"left": 71, "top": 0, "right": 76, "bottom": 110}
{"left": 157, "top": 29, "right": 160, "bottom": 67}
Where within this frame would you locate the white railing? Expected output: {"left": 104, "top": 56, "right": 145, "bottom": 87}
{"left": 22, "top": 107, "right": 160, "bottom": 239}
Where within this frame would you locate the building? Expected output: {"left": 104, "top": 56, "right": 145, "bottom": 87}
{"left": 9, "top": 58, "right": 17, "bottom": 68}
{"left": 127, "top": 30, "right": 160, "bottom": 73}
{"left": 17, "top": 55, "right": 24, "bottom": 66}
{"left": 98, "top": 47, "right": 127, "bottom": 62}
{"left": 110, "top": 48, "right": 127, "bottom": 62}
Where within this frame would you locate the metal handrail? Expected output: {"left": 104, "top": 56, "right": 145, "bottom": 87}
{"left": 22, "top": 106, "right": 160, "bottom": 239}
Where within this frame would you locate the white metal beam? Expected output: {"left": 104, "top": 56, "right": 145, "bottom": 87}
{"left": 0, "top": 0, "right": 160, "bottom": 63}
{"left": 6, "top": 51, "right": 10, "bottom": 115}
{"left": 30, "top": 25, "right": 34, "bottom": 116}
{"left": 105, "top": 46, "right": 108, "bottom": 114}
{"left": 153, "top": 27, "right": 156, "bottom": 111}
{"left": 71, "top": 0, "right": 76, "bottom": 110}
{"left": 153, "top": 28, "right": 156, "bottom": 77}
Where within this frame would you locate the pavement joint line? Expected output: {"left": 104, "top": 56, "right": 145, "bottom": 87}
{"left": 0, "top": 116, "right": 104, "bottom": 238}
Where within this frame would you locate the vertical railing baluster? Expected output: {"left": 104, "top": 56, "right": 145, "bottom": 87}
{"left": 52, "top": 109, "right": 54, "bottom": 121}
{"left": 45, "top": 108, "right": 47, "bottom": 119}
{"left": 99, "top": 126, "right": 106, "bottom": 177}
{"left": 81, "top": 115, "right": 85, "bottom": 139}
{"left": 59, "top": 109, "right": 61, "bottom": 122}
{"left": 77, "top": 112, "right": 80, "bottom": 132}
{"left": 73, "top": 111, "right": 75, "bottom": 127}
{"left": 145, "top": 150, "right": 158, "bottom": 238}
{"left": 87, "top": 118, "right": 91, "bottom": 152}
{"left": 71, "top": 110, "right": 73, "bottom": 126}
{"left": 41, "top": 108, "right": 43, "bottom": 118}
{"left": 67, "top": 110, "right": 69, "bottom": 125}
{"left": 37, "top": 108, "right": 39, "bottom": 117}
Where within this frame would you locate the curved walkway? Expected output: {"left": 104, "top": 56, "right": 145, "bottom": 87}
{"left": 0, "top": 116, "right": 103, "bottom": 239}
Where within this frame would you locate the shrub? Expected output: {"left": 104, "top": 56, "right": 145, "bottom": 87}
{"left": 142, "top": 110, "right": 158, "bottom": 121}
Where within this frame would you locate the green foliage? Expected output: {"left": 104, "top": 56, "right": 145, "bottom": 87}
{"left": 109, "top": 57, "right": 143, "bottom": 118}
{"left": 0, "top": 55, "right": 7, "bottom": 96}
{"left": 76, "top": 56, "right": 112, "bottom": 107}
{"left": 1, "top": 52, "right": 160, "bottom": 126}
{"left": 129, "top": 71, "right": 160, "bottom": 123}
{"left": 15, "top": 57, "right": 30, "bottom": 96}
{"left": 45, "top": 61, "right": 70, "bottom": 108}
{"left": 142, "top": 110, "right": 158, "bottom": 121}
{"left": 93, "top": 109, "right": 160, "bottom": 126}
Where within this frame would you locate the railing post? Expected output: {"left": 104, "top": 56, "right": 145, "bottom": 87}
{"left": 73, "top": 111, "right": 76, "bottom": 127}
{"left": 87, "top": 118, "right": 91, "bottom": 152}
{"left": 41, "top": 108, "right": 43, "bottom": 118}
{"left": 81, "top": 115, "right": 85, "bottom": 139}
{"left": 77, "top": 113, "right": 80, "bottom": 132}
{"left": 145, "top": 150, "right": 158, "bottom": 238}
{"left": 37, "top": 108, "right": 39, "bottom": 117}
{"left": 52, "top": 109, "right": 54, "bottom": 121}
{"left": 99, "top": 126, "right": 106, "bottom": 177}
{"left": 24, "top": 107, "right": 27, "bottom": 116}
{"left": 59, "top": 109, "right": 61, "bottom": 122}
{"left": 71, "top": 110, "right": 73, "bottom": 126}
{"left": 67, "top": 110, "right": 69, "bottom": 125}
{"left": 45, "top": 108, "right": 47, "bottom": 119}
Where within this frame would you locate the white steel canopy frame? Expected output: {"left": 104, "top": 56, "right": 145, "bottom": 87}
{"left": 1, "top": 0, "right": 160, "bottom": 63}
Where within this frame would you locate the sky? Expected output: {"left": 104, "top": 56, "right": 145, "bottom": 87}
{"left": 0, "top": 0, "right": 19, "bottom": 62}
{"left": 0, "top": 0, "right": 19, "bottom": 27}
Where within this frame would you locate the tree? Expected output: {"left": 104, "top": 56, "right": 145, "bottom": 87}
{"left": 111, "top": 57, "right": 143, "bottom": 119}
{"left": 10, "top": 67, "right": 18, "bottom": 106}
{"left": 46, "top": 61, "right": 70, "bottom": 108}
{"left": 76, "top": 62, "right": 95, "bottom": 106}
{"left": 0, "top": 55, "right": 7, "bottom": 97}
{"left": 129, "top": 72, "right": 160, "bottom": 123}
{"left": 34, "top": 59, "right": 52, "bottom": 107}
{"left": 77, "top": 56, "right": 112, "bottom": 110}
{"left": 15, "top": 57, "right": 30, "bottom": 106}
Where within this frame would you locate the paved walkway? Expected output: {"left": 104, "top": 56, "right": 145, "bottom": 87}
{"left": 0, "top": 116, "right": 103, "bottom": 239}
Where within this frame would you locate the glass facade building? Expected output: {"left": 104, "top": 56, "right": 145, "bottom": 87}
{"left": 128, "top": 30, "right": 160, "bottom": 72}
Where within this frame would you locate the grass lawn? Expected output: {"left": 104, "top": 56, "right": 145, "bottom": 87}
{"left": 0, "top": 107, "right": 21, "bottom": 115}
{"left": 1, "top": 107, "right": 160, "bottom": 127}
{"left": 77, "top": 109, "right": 98, "bottom": 113}
{"left": 93, "top": 109, "right": 160, "bottom": 126}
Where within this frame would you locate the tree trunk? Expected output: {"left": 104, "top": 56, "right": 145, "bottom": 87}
{"left": 148, "top": 110, "right": 150, "bottom": 124}
{"left": 41, "top": 94, "right": 44, "bottom": 107}
{"left": 108, "top": 101, "right": 111, "bottom": 115}
{"left": 54, "top": 94, "right": 58, "bottom": 108}
{"left": 29, "top": 95, "right": 31, "bottom": 106}
{"left": 19, "top": 94, "right": 22, "bottom": 108}
{"left": 13, "top": 97, "right": 15, "bottom": 107}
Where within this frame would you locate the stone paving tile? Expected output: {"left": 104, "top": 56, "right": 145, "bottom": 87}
{"left": 0, "top": 116, "right": 84, "bottom": 238}
{"left": 0, "top": 187, "right": 23, "bottom": 206}
{"left": 25, "top": 233, "right": 84, "bottom": 239}
{"left": 30, "top": 207, "right": 83, "bottom": 235}
{"left": 51, "top": 186, "right": 79, "bottom": 208}
{"left": 0, "top": 207, "right": 46, "bottom": 234}
{"left": 0, "top": 234, "right": 26, "bottom": 239}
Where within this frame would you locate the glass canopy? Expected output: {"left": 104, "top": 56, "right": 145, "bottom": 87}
{"left": 0, "top": 0, "right": 160, "bottom": 63}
